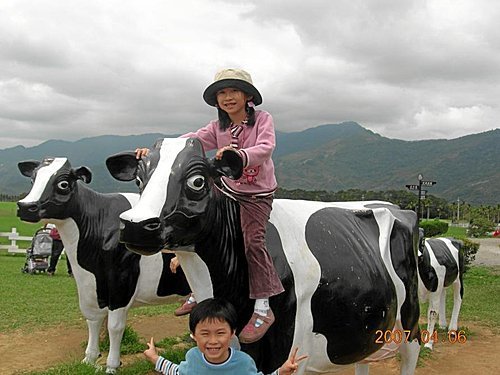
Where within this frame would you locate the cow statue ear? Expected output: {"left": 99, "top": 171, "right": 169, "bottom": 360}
{"left": 74, "top": 166, "right": 92, "bottom": 184}
{"left": 106, "top": 152, "right": 139, "bottom": 182}
{"left": 210, "top": 149, "right": 243, "bottom": 180}
{"left": 18, "top": 160, "right": 41, "bottom": 177}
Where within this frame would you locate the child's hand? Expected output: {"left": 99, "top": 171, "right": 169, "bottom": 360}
{"left": 135, "top": 148, "right": 150, "bottom": 159}
{"left": 215, "top": 146, "right": 236, "bottom": 160}
{"left": 170, "top": 256, "right": 180, "bottom": 273}
{"left": 143, "top": 337, "right": 159, "bottom": 364}
{"left": 278, "top": 347, "right": 308, "bottom": 375}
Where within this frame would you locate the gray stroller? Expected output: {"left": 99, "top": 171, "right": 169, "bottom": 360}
{"left": 21, "top": 228, "right": 53, "bottom": 274}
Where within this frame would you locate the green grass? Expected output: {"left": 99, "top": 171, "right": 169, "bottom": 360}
{"left": 0, "top": 253, "right": 81, "bottom": 332}
{"left": 0, "top": 201, "right": 41, "bottom": 248}
{"left": 419, "top": 266, "right": 500, "bottom": 328}
{"left": 26, "top": 359, "right": 156, "bottom": 375}
{"left": 27, "top": 332, "right": 195, "bottom": 375}
{"left": 28, "top": 332, "right": 196, "bottom": 375}
{"left": 457, "top": 266, "right": 500, "bottom": 327}
{"left": 0, "top": 251, "right": 190, "bottom": 374}
{"left": 0, "top": 252, "right": 183, "bottom": 332}
{"left": 443, "top": 225, "right": 467, "bottom": 239}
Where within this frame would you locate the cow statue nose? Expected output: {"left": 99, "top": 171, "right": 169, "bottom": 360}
{"left": 17, "top": 201, "right": 41, "bottom": 223}
{"left": 119, "top": 217, "right": 165, "bottom": 256}
{"left": 144, "top": 219, "right": 161, "bottom": 232}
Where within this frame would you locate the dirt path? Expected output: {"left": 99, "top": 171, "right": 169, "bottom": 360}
{"left": 1, "top": 239, "right": 498, "bottom": 375}
{"left": 333, "top": 323, "right": 500, "bottom": 375}
{"left": 1, "top": 317, "right": 499, "bottom": 375}
{"left": 472, "top": 237, "right": 500, "bottom": 266}
{"left": 0, "top": 313, "right": 190, "bottom": 375}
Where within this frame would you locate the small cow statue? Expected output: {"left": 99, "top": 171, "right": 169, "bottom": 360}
{"left": 418, "top": 234, "right": 464, "bottom": 349}
{"left": 106, "top": 137, "right": 422, "bottom": 375}
{"left": 16, "top": 157, "right": 191, "bottom": 374}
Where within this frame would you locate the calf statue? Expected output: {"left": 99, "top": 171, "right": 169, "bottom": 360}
{"left": 17, "top": 157, "right": 190, "bottom": 374}
{"left": 106, "top": 137, "right": 422, "bottom": 375}
{"left": 418, "top": 235, "right": 464, "bottom": 349}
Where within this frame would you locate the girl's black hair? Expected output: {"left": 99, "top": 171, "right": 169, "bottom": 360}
{"left": 218, "top": 102, "right": 256, "bottom": 131}
{"left": 189, "top": 298, "right": 238, "bottom": 333}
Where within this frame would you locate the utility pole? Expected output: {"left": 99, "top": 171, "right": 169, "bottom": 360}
{"left": 406, "top": 174, "right": 436, "bottom": 222}
{"left": 457, "top": 197, "right": 460, "bottom": 224}
{"left": 417, "top": 174, "right": 423, "bottom": 221}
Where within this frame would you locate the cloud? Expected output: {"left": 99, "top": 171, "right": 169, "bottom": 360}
{"left": 411, "top": 105, "right": 497, "bottom": 139}
{"left": 0, "top": 0, "right": 499, "bottom": 149}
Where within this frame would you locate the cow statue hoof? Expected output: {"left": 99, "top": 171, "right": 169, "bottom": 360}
{"left": 81, "top": 357, "right": 109, "bottom": 373}
{"left": 82, "top": 356, "right": 99, "bottom": 366}
{"left": 106, "top": 367, "right": 117, "bottom": 374}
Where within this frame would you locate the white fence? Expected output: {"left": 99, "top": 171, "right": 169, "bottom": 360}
{"left": 0, "top": 228, "right": 32, "bottom": 254}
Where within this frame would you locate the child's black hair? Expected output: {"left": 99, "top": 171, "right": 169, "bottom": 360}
{"left": 218, "top": 102, "right": 256, "bottom": 130}
{"left": 189, "top": 298, "right": 238, "bottom": 333}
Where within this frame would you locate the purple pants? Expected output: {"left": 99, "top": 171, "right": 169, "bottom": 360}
{"left": 237, "top": 194, "right": 285, "bottom": 299}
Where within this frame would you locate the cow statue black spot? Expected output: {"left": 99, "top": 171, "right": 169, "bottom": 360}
{"left": 16, "top": 157, "right": 190, "bottom": 374}
{"left": 106, "top": 138, "right": 422, "bottom": 375}
{"left": 418, "top": 235, "right": 464, "bottom": 350}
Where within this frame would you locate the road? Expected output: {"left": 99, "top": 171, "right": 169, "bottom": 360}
{"left": 472, "top": 237, "right": 500, "bottom": 266}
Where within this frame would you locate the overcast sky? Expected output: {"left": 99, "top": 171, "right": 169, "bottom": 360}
{"left": 1, "top": 0, "right": 499, "bottom": 149}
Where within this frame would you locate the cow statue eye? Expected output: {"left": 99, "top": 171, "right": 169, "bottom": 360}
{"left": 135, "top": 177, "right": 144, "bottom": 190}
{"left": 57, "top": 180, "right": 70, "bottom": 192}
{"left": 186, "top": 175, "right": 205, "bottom": 191}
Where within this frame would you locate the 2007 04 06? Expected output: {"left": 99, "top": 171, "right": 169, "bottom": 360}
{"left": 374, "top": 329, "right": 467, "bottom": 344}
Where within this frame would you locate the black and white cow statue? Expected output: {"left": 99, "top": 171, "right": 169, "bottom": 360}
{"left": 106, "top": 138, "right": 422, "bottom": 375}
{"left": 418, "top": 235, "right": 464, "bottom": 349}
{"left": 16, "top": 157, "right": 191, "bottom": 374}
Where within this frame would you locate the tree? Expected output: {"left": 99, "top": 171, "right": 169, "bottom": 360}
{"left": 467, "top": 217, "right": 495, "bottom": 238}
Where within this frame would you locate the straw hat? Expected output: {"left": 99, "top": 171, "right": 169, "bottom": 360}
{"left": 203, "top": 68, "right": 262, "bottom": 107}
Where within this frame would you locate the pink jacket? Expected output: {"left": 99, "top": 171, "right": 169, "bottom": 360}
{"left": 182, "top": 110, "right": 278, "bottom": 195}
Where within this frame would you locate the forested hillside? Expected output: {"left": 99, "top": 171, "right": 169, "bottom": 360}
{"left": 1, "top": 122, "right": 498, "bottom": 205}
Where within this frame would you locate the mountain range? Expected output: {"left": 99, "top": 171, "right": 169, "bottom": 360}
{"left": 0, "top": 122, "right": 498, "bottom": 205}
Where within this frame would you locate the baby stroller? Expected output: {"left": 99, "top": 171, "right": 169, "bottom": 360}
{"left": 21, "top": 227, "right": 53, "bottom": 274}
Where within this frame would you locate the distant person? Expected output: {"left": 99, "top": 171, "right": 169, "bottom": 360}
{"left": 143, "top": 298, "right": 307, "bottom": 374}
{"left": 46, "top": 224, "right": 73, "bottom": 276}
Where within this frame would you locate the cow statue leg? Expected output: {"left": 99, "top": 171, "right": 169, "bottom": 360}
{"left": 105, "top": 308, "right": 130, "bottom": 373}
{"left": 82, "top": 313, "right": 106, "bottom": 366}
{"left": 76, "top": 274, "right": 108, "bottom": 367}
{"left": 424, "top": 291, "right": 441, "bottom": 349}
{"left": 354, "top": 363, "right": 369, "bottom": 375}
{"left": 175, "top": 251, "right": 213, "bottom": 302}
{"left": 448, "top": 279, "right": 463, "bottom": 332}
{"left": 398, "top": 339, "right": 420, "bottom": 375}
{"left": 353, "top": 340, "right": 419, "bottom": 375}
{"left": 438, "top": 288, "right": 447, "bottom": 328}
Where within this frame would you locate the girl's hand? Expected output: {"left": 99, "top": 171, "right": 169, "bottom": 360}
{"left": 215, "top": 145, "right": 236, "bottom": 160}
{"left": 135, "top": 148, "right": 150, "bottom": 159}
{"left": 170, "top": 256, "right": 180, "bottom": 273}
{"left": 279, "top": 347, "right": 308, "bottom": 375}
{"left": 143, "top": 337, "right": 160, "bottom": 364}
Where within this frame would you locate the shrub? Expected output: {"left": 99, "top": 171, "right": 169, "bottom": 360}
{"left": 420, "top": 219, "right": 449, "bottom": 237}
{"left": 467, "top": 217, "right": 495, "bottom": 238}
{"left": 461, "top": 238, "right": 479, "bottom": 273}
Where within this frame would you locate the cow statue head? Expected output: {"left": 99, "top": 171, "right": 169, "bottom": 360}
{"left": 106, "top": 137, "right": 242, "bottom": 255}
{"left": 17, "top": 158, "right": 92, "bottom": 222}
